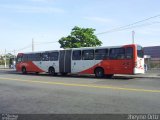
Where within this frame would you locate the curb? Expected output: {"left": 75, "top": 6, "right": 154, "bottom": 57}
{"left": 115, "top": 74, "right": 160, "bottom": 79}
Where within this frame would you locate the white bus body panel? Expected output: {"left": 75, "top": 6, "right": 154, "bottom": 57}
{"left": 71, "top": 60, "right": 101, "bottom": 73}
{"left": 134, "top": 57, "right": 145, "bottom": 74}
{"left": 33, "top": 61, "right": 59, "bottom": 73}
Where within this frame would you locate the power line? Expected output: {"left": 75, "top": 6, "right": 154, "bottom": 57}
{"left": 15, "top": 44, "right": 32, "bottom": 52}
{"left": 96, "top": 21, "right": 160, "bottom": 34}
{"left": 96, "top": 14, "right": 160, "bottom": 35}
{"left": 33, "top": 22, "right": 160, "bottom": 45}
{"left": 4, "top": 44, "right": 32, "bottom": 54}
{"left": 35, "top": 41, "right": 58, "bottom": 45}
{"left": 5, "top": 14, "right": 160, "bottom": 53}
{"left": 5, "top": 41, "right": 58, "bottom": 54}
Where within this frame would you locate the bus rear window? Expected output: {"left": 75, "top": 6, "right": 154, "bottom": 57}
{"left": 137, "top": 45, "right": 144, "bottom": 58}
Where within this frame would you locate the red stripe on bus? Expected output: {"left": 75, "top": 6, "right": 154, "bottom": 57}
{"left": 16, "top": 61, "right": 44, "bottom": 73}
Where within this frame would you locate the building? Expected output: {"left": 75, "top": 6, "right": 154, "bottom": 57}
{"left": 144, "top": 46, "right": 160, "bottom": 68}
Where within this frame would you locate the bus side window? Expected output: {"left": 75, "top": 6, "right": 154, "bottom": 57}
{"left": 42, "top": 53, "right": 49, "bottom": 61}
{"left": 35, "top": 53, "right": 41, "bottom": 61}
{"left": 72, "top": 50, "right": 81, "bottom": 60}
{"left": 95, "top": 49, "right": 108, "bottom": 60}
{"left": 109, "top": 48, "right": 125, "bottom": 59}
{"left": 23, "top": 54, "right": 28, "bottom": 61}
{"left": 82, "top": 50, "right": 94, "bottom": 60}
{"left": 126, "top": 47, "right": 133, "bottom": 59}
{"left": 49, "top": 52, "right": 59, "bottom": 61}
{"left": 27, "top": 54, "right": 31, "bottom": 61}
{"left": 27, "top": 54, "right": 36, "bottom": 61}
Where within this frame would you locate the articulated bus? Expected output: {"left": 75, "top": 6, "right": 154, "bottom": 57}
{"left": 16, "top": 44, "right": 144, "bottom": 78}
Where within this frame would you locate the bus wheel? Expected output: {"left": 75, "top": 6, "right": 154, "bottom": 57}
{"left": 22, "top": 67, "right": 27, "bottom": 74}
{"left": 95, "top": 68, "right": 104, "bottom": 78}
{"left": 49, "top": 67, "right": 56, "bottom": 76}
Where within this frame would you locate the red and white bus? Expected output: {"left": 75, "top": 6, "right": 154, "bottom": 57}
{"left": 16, "top": 44, "right": 144, "bottom": 78}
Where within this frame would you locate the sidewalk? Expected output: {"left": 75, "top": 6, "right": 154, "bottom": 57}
{"left": 116, "top": 70, "right": 160, "bottom": 79}
{"left": 0, "top": 68, "right": 16, "bottom": 71}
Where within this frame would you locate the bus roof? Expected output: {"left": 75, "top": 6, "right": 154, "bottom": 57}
{"left": 17, "top": 44, "right": 141, "bottom": 55}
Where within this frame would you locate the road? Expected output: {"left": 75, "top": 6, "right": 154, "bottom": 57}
{"left": 0, "top": 69, "right": 160, "bottom": 114}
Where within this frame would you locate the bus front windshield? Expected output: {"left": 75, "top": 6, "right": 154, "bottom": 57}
{"left": 16, "top": 55, "right": 22, "bottom": 63}
{"left": 137, "top": 45, "right": 144, "bottom": 58}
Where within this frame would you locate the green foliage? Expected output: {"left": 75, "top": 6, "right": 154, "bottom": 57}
{"left": 0, "top": 60, "right": 4, "bottom": 65}
{"left": 58, "top": 26, "right": 102, "bottom": 48}
{"left": 150, "top": 61, "right": 160, "bottom": 68}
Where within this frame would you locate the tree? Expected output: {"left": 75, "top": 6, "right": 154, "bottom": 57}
{"left": 58, "top": 26, "right": 102, "bottom": 48}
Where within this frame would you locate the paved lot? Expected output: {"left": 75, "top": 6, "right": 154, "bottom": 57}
{"left": 0, "top": 69, "right": 160, "bottom": 114}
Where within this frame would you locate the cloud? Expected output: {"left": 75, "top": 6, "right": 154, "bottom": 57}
{"left": 0, "top": 4, "right": 65, "bottom": 14}
{"left": 84, "top": 16, "right": 113, "bottom": 23}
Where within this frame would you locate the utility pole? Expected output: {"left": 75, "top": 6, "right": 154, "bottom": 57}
{"left": 132, "top": 31, "right": 135, "bottom": 44}
{"left": 13, "top": 49, "right": 16, "bottom": 61}
{"left": 4, "top": 49, "right": 6, "bottom": 68}
{"left": 32, "top": 38, "right": 34, "bottom": 52}
{"left": 14, "top": 50, "right": 16, "bottom": 58}
{"left": 13, "top": 49, "right": 16, "bottom": 69}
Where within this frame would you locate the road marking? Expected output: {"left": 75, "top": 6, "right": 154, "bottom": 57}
{"left": 0, "top": 77, "right": 160, "bottom": 93}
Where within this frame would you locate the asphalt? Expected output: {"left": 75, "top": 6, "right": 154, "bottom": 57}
{"left": 0, "top": 69, "right": 160, "bottom": 114}
{"left": 0, "top": 68, "right": 160, "bottom": 79}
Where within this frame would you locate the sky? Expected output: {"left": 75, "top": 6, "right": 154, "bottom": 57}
{"left": 0, "top": 0, "right": 160, "bottom": 54}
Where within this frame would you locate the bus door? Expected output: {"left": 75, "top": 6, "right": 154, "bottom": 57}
{"left": 109, "top": 47, "right": 133, "bottom": 74}
{"left": 71, "top": 50, "right": 82, "bottom": 73}
{"left": 71, "top": 49, "right": 95, "bottom": 74}
{"left": 59, "top": 50, "right": 71, "bottom": 73}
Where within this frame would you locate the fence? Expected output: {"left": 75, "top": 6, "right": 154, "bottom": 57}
{"left": 145, "top": 58, "right": 160, "bottom": 70}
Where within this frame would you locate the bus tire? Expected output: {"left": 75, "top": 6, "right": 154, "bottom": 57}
{"left": 94, "top": 67, "right": 104, "bottom": 78}
{"left": 22, "top": 67, "right": 27, "bottom": 74}
{"left": 48, "top": 67, "right": 56, "bottom": 76}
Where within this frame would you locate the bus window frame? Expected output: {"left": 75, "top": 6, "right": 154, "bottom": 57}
{"left": 125, "top": 47, "right": 133, "bottom": 59}
{"left": 22, "top": 54, "right": 28, "bottom": 62}
{"left": 137, "top": 45, "right": 144, "bottom": 58}
{"left": 109, "top": 48, "right": 125, "bottom": 60}
{"left": 82, "top": 49, "right": 94, "bottom": 60}
{"left": 72, "top": 50, "right": 82, "bottom": 60}
{"left": 17, "top": 56, "right": 22, "bottom": 63}
{"left": 95, "top": 49, "right": 109, "bottom": 60}
{"left": 35, "top": 53, "right": 42, "bottom": 61}
{"left": 49, "top": 52, "right": 59, "bottom": 61}
{"left": 41, "top": 52, "right": 49, "bottom": 61}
